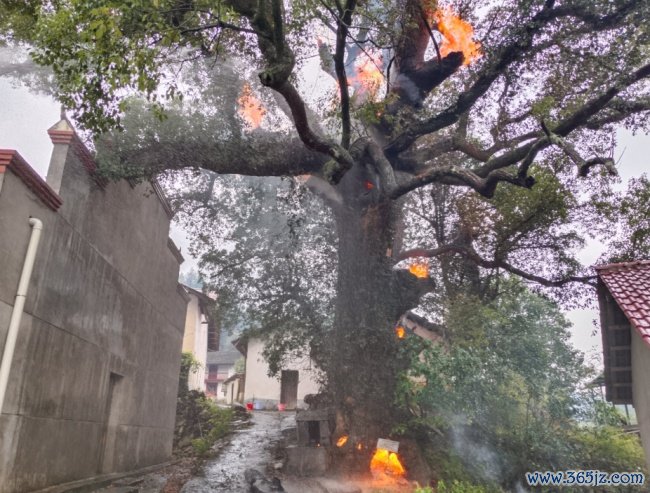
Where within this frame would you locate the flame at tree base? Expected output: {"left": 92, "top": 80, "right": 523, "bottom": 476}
{"left": 370, "top": 448, "right": 405, "bottom": 478}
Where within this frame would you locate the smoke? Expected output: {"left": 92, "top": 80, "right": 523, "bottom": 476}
{"left": 447, "top": 419, "right": 531, "bottom": 492}
{"left": 514, "top": 481, "right": 529, "bottom": 493}
{"left": 449, "top": 422, "right": 503, "bottom": 482}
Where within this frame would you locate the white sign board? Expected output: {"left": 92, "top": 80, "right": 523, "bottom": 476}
{"left": 376, "top": 438, "right": 399, "bottom": 453}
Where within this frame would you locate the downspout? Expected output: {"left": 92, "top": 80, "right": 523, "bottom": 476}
{"left": 0, "top": 217, "right": 43, "bottom": 413}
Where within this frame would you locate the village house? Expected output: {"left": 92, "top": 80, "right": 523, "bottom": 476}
{"left": 235, "top": 336, "right": 321, "bottom": 410}
{"left": 232, "top": 312, "right": 442, "bottom": 411}
{"left": 0, "top": 118, "right": 187, "bottom": 493}
{"left": 596, "top": 260, "right": 650, "bottom": 469}
{"left": 180, "top": 285, "right": 218, "bottom": 392}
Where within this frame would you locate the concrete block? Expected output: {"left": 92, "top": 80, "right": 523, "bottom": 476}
{"left": 285, "top": 445, "right": 330, "bottom": 476}
{"left": 314, "top": 478, "right": 362, "bottom": 493}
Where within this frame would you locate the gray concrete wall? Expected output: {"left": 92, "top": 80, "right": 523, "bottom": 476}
{"left": 0, "top": 135, "right": 186, "bottom": 492}
{"left": 631, "top": 327, "right": 650, "bottom": 471}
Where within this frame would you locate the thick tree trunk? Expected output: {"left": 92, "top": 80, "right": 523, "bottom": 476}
{"left": 326, "top": 191, "right": 417, "bottom": 472}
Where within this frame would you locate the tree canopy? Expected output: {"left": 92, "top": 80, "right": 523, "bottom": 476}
{"left": 3, "top": 0, "right": 650, "bottom": 480}
{"left": 3, "top": 1, "right": 648, "bottom": 198}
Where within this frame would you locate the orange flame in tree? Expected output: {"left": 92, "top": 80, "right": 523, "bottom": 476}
{"left": 408, "top": 260, "right": 429, "bottom": 279}
{"left": 395, "top": 326, "right": 406, "bottom": 339}
{"left": 237, "top": 83, "right": 266, "bottom": 129}
{"left": 336, "top": 435, "right": 349, "bottom": 447}
{"left": 370, "top": 448, "right": 405, "bottom": 477}
{"left": 349, "top": 52, "right": 383, "bottom": 101}
{"left": 433, "top": 6, "right": 481, "bottom": 66}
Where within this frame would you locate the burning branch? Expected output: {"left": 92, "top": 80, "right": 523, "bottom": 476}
{"left": 237, "top": 83, "right": 266, "bottom": 129}
{"left": 433, "top": 6, "right": 481, "bottom": 66}
{"left": 408, "top": 259, "right": 429, "bottom": 279}
{"left": 397, "top": 245, "right": 597, "bottom": 288}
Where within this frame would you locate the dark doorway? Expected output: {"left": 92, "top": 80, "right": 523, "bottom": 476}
{"left": 98, "top": 372, "right": 123, "bottom": 473}
{"left": 280, "top": 370, "right": 299, "bottom": 409}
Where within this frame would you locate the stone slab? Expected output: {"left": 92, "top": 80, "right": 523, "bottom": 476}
{"left": 314, "top": 478, "right": 362, "bottom": 493}
{"left": 285, "top": 446, "right": 329, "bottom": 476}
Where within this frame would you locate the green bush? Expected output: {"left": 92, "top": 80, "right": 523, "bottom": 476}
{"left": 174, "top": 352, "right": 234, "bottom": 456}
{"left": 436, "top": 480, "right": 489, "bottom": 493}
{"left": 191, "top": 437, "right": 212, "bottom": 456}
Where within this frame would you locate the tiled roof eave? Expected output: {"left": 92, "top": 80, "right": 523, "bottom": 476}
{"left": 0, "top": 150, "right": 63, "bottom": 211}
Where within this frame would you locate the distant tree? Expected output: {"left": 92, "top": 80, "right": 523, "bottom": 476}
{"left": 179, "top": 268, "right": 204, "bottom": 290}
{"left": 3, "top": 0, "right": 649, "bottom": 461}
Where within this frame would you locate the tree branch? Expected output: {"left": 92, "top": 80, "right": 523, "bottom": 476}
{"left": 384, "top": 2, "right": 603, "bottom": 155}
{"left": 397, "top": 245, "right": 596, "bottom": 287}
{"left": 226, "top": 0, "right": 357, "bottom": 182}
{"left": 334, "top": 0, "right": 357, "bottom": 148}
{"left": 99, "top": 132, "right": 329, "bottom": 178}
{"left": 546, "top": 131, "right": 617, "bottom": 177}
{"left": 390, "top": 163, "right": 534, "bottom": 200}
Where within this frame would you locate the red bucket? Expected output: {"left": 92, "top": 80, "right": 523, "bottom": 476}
{"left": 246, "top": 402, "right": 254, "bottom": 411}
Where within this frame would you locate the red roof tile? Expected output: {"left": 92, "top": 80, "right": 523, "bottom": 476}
{"left": 596, "top": 261, "right": 650, "bottom": 345}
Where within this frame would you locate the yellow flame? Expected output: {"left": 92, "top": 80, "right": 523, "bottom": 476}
{"left": 336, "top": 435, "right": 349, "bottom": 447}
{"left": 237, "top": 83, "right": 266, "bottom": 129}
{"left": 347, "top": 52, "right": 383, "bottom": 101}
{"left": 370, "top": 448, "right": 405, "bottom": 477}
{"left": 433, "top": 6, "right": 481, "bottom": 66}
{"left": 395, "top": 326, "right": 406, "bottom": 339}
{"left": 408, "top": 260, "right": 429, "bottom": 279}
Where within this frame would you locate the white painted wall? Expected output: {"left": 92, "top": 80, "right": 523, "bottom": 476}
{"left": 181, "top": 294, "right": 208, "bottom": 392}
{"left": 632, "top": 327, "right": 650, "bottom": 470}
{"left": 224, "top": 376, "right": 243, "bottom": 404}
{"left": 243, "top": 338, "right": 321, "bottom": 409}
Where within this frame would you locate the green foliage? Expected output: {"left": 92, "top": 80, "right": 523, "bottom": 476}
{"left": 234, "top": 357, "right": 246, "bottom": 374}
{"left": 398, "top": 281, "right": 645, "bottom": 489}
{"left": 176, "top": 352, "right": 232, "bottom": 458}
{"left": 596, "top": 175, "right": 650, "bottom": 263}
{"left": 179, "top": 269, "right": 203, "bottom": 290}
{"left": 179, "top": 352, "right": 202, "bottom": 395}
{"left": 166, "top": 172, "right": 336, "bottom": 377}
{"left": 436, "top": 480, "right": 491, "bottom": 493}
{"left": 186, "top": 398, "right": 233, "bottom": 456}
{"left": 190, "top": 437, "right": 212, "bottom": 456}
{"left": 569, "top": 426, "right": 645, "bottom": 473}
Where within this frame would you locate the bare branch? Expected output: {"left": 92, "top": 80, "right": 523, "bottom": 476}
{"left": 390, "top": 163, "right": 534, "bottom": 200}
{"left": 546, "top": 131, "right": 617, "bottom": 177}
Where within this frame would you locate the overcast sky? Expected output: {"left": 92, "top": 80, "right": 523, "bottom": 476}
{"left": 1, "top": 76, "right": 649, "bottom": 362}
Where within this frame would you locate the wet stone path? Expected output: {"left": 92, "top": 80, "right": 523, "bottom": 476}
{"left": 181, "top": 411, "right": 283, "bottom": 493}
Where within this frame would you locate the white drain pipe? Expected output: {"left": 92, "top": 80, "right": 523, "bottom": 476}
{"left": 0, "top": 218, "right": 43, "bottom": 413}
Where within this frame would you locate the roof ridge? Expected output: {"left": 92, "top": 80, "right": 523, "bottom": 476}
{"left": 595, "top": 260, "right": 650, "bottom": 272}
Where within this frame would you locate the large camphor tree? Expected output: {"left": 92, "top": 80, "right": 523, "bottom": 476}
{"left": 3, "top": 0, "right": 649, "bottom": 469}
